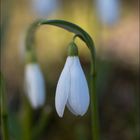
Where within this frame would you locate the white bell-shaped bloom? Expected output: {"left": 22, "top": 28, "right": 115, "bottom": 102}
{"left": 30, "top": 0, "right": 60, "bottom": 17}
{"left": 25, "top": 63, "right": 46, "bottom": 108}
{"left": 95, "top": 0, "right": 120, "bottom": 25}
{"left": 55, "top": 56, "right": 90, "bottom": 117}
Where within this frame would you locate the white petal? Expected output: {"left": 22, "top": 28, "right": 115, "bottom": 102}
{"left": 25, "top": 63, "right": 46, "bottom": 108}
{"left": 66, "top": 102, "right": 78, "bottom": 116}
{"left": 68, "top": 57, "right": 90, "bottom": 116}
{"left": 55, "top": 57, "right": 74, "bottom": 117}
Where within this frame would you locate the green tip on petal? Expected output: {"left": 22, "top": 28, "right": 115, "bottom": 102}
{"left": 68, "top": 42, "right": 78, "bottom": 56}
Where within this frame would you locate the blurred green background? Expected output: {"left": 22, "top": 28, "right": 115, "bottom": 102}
{"left": 0, "top": 0, "right": 139, "bottom": 140}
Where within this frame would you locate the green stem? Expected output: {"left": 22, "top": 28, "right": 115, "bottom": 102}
{"left": 32, "top": 108, "right": 52, "bottom": 140}
{"left": 21, "top": 95, "right": 32, "bottom": 140}
{"left": 0, "top": 73, "right": 9, "bottom": 140}
{"left": 90, "top": 53, "right": 100, "bottom": 140}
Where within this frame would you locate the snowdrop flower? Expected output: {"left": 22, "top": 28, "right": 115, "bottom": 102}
{"left": 25, "top": 63, "right": 46, "bottom": 108}
{"left": 31, "top": 0, "right": 60, "bottom": 17}
{"left": 55, "top": 42, "right": 90, "bottom": 117}
{"left": 95, "top": 0, "right": 120, "bottom": 25}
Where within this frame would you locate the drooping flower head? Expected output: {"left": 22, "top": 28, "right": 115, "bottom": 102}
{"left": 30, "top": 0, "right": 60, "bottom": 17}
{"left": 95, "top": 0, "right": 120, "bottom": 25}
{"left": 55, "top": 42, "right": 90, "bottom": 117}
{"left": 24, "top": 50, "right": 46, "bottom": 109}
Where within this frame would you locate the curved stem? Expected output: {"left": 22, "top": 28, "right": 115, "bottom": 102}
{"left": 0, "top": 73, "right": 9, "bottom": 140}
{"left": 25, "top": 19, "right": 100, "bottom": 140}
